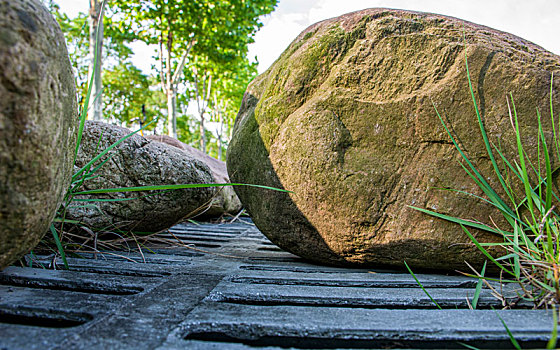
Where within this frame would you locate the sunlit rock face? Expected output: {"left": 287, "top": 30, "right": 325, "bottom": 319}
{"left": 227, "top": 8, "right": 560, "bottom": 270}
{"left": 0, "top": 0, "right": 78, "bottom": 269}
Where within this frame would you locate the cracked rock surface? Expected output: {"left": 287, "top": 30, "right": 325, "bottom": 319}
{"left": 145, "top": 134, "right": 242, "bottom": 218}
{"left": 227, "top": 8, "right": 560, "bottom": 270}
{"left": 67, "top": 121, "right": 214, "bottom": 233}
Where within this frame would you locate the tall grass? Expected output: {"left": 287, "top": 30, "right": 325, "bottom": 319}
{"left": 410, "top": 51, "right": 559, "bottom": 309}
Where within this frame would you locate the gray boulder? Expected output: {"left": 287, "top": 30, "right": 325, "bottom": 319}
{"left": 66, "top": 121, "right": 215, "bottom": 233}
{"left": 227, "top": 9, "right": 560, "bottom": 270}
{"left": 0, "top": 0, "right": 78, "bottom": 269}
{"left": 146, "top": 134, "right": 242, "bottom": 217}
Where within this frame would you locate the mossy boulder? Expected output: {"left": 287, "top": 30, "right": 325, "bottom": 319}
{"left": 66, "top": 121, "right": 215, "bottom": 233}
{"left": 227, "top": 8, "right": 560, "bottom": 270}
{"left": 0, "top": 0, "right": 78, "bottom": 269}
{"left": 145, "top": 134, "right": 242, "bottom": 217}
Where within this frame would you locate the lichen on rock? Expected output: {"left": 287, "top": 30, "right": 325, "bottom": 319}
{"left": 227, "top": 8, "right": 560, "bottom": 270}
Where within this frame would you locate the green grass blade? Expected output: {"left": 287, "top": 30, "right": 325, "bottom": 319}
{"left": 495, "top": 253, "right": 520, "bottom": 261}
{"left": 537, "top": 107, "right": 555, "bottom": 252}
{"left": 27, "top": 251, "right": 46, "bottom": 269}
{"left": 73, "top": 183, "right": 292, "bottom": 195}
{"left": 492, "top": 144, "right": 560, "bottom": 222}
{"left": 490, "top": 142, "right": 522, "bottom": 205}
{"left": 72, "top": 195, "right": 163, "bottom": 202}
{"left": 546, "top": 306, "right": 558, "bottom": 349}
{"left": 460, "top": 224, "right": 515, "bottom": 276}
{"left": 408, "top": 205, "right": 503, "bottom": 235}
{"left": 434, "top": 104, "right": 514, "bottom": 217}
{"left": 86, "top": 153, "right": 113, "bottom": 178}
{"left": 465, "top": 54, "right": 512, "bottom": 209}
{"left": 550, "top": 73, "right": 559, "bottom": 160}
{"left": 510, "top": 94, "right": 538, "bottom": 228}
{"left": 75, "top": 0, "right": 106, "bottom": 161}
{"left": 404, "top": 260, "right": 442, "bottom": 310}
{"left": 49, "top": 224, "right": 68, "bottom": 270}
{"left": 458, "top": 342, "right": 480, "bottom": 350}
{"left": 457, "top": 162, "right": 518, "bottom": 228}
{"left": 496, "top": 312, "right": 522, "bottom": 350}
{"left": 51, "top": 218, "right": 82, "bottom": 225}
{"left": 513, "top": 222, "right": 521, "bottom": 279}
{"left": 537, "top": 108, "right": 553, "bottom": 212}
{"left": 471, "top": 260, "right": 486, "bottom": 309}
{"left": 458, "top": 161, "right": 512, "bottom": 214}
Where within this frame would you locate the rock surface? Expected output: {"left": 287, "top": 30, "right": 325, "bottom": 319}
{"left": 145, "top": 134, "right": 242, "bottom": 217}
{"left": 0, "top": 0, "right": 77, "bottom": 269}
{"left": 227, "top": 8, "right": 560, "bottom": 270}
{"left": 66, "top": 121, "right": 215, "bottom": 233}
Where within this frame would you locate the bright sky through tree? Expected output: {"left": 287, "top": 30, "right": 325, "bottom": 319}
{"left": 55, "top": 0, "right": 559, "bottom": 73}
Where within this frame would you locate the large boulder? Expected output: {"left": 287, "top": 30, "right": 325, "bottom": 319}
{"left": 227, "top": 8, "right": 560, "bottom": 270}
{"left": 66, "top": 121, "right": 215, "bottom": 233}
{"left": 0, "top": 0, "right": 77, "bottom": 269}
{"left": 145, "top": 134, "right": 242, "bottom": 217}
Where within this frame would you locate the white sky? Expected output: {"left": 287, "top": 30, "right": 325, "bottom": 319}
{"left": 56, "top": 0, "right": 559, "bottom": 74}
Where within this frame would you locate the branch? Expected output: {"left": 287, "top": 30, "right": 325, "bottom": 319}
{"left": 193, "top": 66, "right": 202, "bottom": 115}
{"left": 205, "top": 73, "right": 212, "bottom": 107}
{"left": 171, "top": 38, "right": 196, "bottom": 86}
{"left": 158, "top": 35, "right": 165, "bottom": 92}
{"left": 166, "top": 29, "right": 173, "bottom": 86}
{"left": 157, "top": 13, "right": 165, "bottom": 92}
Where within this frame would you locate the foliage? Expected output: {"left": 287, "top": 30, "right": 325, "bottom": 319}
{"left": 49, "top": 2, "right": 143, "bottom": 106}
{"left": 183, "top": 52, "right": 258, "bottom": 154}
{"left": 48, "top": 4, "right": 89, "bottom": 94}
{"left": 108, "top": 0, "right": 277, "bottom": 141}
{"left": 411, "top": 53, "right": 560, "bottom": 309}
{"left": 102, "top": 62, "right": 161, "bottom": 129}
{"left": 36, "top": 0, "right": 286, "bottom": 268}
{"left": 49, "top": 0, "right": 275, "bottom": 156}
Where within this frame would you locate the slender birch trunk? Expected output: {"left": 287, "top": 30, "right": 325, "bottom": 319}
{"left": 88, "top": 0, "right": 103, "bottom": 121}
{"left": 159, "top": 27, "right": 195, "bottom": 139}
{"left": 194, "top": 69, "right": 212, "bottom": 153}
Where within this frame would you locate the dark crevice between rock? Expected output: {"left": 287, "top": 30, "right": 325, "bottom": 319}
{"left": 420, "top": 140, "right": 453, "bottom": 145}
{"left": 330, "top": 110, "right": 353, "bottom": 166}
{"left": 477, "top": 51, "right": 497, "bottom": 126}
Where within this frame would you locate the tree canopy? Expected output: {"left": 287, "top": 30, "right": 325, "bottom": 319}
{"left": 49, "top": 0, "right": 278, "bottom": 159}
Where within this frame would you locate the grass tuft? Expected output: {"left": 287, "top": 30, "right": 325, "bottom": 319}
{"left": 411, "top": 49, "right": 560, "bottom": 310}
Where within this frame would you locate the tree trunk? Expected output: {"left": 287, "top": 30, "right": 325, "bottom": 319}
{"left": 87, "top": 0, "right": 103, "bottom": 121}
{"left": 164, "top": 30, "right": 177, "bottom": 138}
{"left": 161, "top": 30, "right": 194, "bottom": 139}
{"left": 217, "top": 117, "right": 223, "bottom": 161}
{"left": 214, "top": 94, "right": 224, "bottom": 160}
{"left": 194, "top": 69, "right": 212, "bottom": 154}
{"left": 166, "top": 87, "right": 178, "bottom": 138}
{"left": 199, "top": 113, "right": 206, "bottom": 153}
